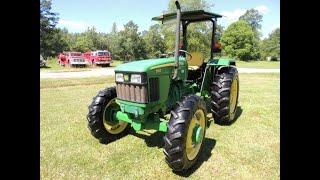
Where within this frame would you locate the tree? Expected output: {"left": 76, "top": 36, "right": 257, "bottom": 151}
{"left": 260, "top": 28, "right": 280, "bottom": 61}
{"left": 118, "top": 21, "right": 147, "bottom": 60}
{"left": 111, "top": 22, "right": 117, "bottom": 33}
{"left": 107, "top": 22, "right": 122, "bottom": 60}
{"left": 142, "top": 24, "right": 167, "bottom": 58}
{"left": 215, "top": 24, "right": 224, "bottom": 43}
{"left": 164, "top": 0, "right": 213, "bottom": 13}
{"left": 40, "top": 0, "right": 59, "bottom": 57}
{"left": 239, "top": 9, "right": 263, "bottom": 37}
{"left": 42, "top": 28, "right": 68, "bottom": 57}
{"left": 221, "top": 20, "right": 259, "bottom": 60}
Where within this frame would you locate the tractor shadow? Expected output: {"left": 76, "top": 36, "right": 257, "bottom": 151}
{"left": 131, "top": 130, "right": 216, "bottom": 177}
{"left": 174, "top": 138, "right": 216, "bottom": 177}
{"left": 130, "top": 130, "right": 165, "bottom": 148}
{"left": 207, "top": 106, "right": 243, "bottom": 127}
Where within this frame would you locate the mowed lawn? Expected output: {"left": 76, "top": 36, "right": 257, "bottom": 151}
{"left": 40, "top": 73, "right": 280, "bottom": 179}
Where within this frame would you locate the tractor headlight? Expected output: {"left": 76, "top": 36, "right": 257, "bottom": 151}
{"left": 131, "top": 74, "right": 142, "bottom": 83}
{"left": 116, "top": 73, "right": 124, "bottom": 82}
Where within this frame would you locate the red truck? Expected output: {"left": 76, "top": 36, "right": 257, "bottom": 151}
{"left": 57, "top": 52, "right": 89, "bottom": 67}
{"left": 84, "top": 50, "right": 112, "bottom": 67}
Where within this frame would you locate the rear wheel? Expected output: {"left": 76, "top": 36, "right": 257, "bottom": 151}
{"left": 211, "top": 67, "right": 239, "bottom": 125}
{"left": 163, "top": 95, "right": 207, "bottom": 171}
{"left": 87, "top": 87, "right": 130, "bottom": 144}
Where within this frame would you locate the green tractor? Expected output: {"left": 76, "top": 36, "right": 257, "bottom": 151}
{"left": 87, "top": 1, "right": 239, "bottom": 171}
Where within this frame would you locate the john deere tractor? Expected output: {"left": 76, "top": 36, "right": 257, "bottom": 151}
{"left": 87, "top": 1, "right": 239, "bottom": 171}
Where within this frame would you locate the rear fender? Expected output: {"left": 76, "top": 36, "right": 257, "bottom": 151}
{"left": 207, "top": 59, "right": 236, "bottom": 66}
{"left": 200, "top": 59, "right": 236, "bottom": 96}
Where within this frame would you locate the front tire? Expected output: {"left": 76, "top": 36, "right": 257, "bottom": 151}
{"left": 87, "top": 87, "right": 130, "bottom": 144}
{"left": 163, "top": 95, "right": 207, "bottom": 171}
{"left": 211, "top": 67, "right": 239, "bottom": 125}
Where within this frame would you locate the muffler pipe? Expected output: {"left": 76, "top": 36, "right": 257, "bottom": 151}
{"left": 172, "top": 1, "right": 181, "bottom": 80}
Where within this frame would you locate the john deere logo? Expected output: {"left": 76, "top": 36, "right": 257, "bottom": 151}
{"left": 124, "top": 75, "right": 129, "bottom": 81}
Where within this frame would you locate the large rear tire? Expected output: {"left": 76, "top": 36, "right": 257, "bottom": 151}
{"left": 211, "top": 67, "right": 239, "bottom": 125}
{"left": 87, "top": 87, "right": 130, "bottom": 144}
{"left": 163, "top": 95, "right": 207, "bottom": 171}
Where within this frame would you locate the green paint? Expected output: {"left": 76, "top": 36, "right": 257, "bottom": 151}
{"left": 144, "top": 121, "right": 168, "bottom": 132}
{"left": 116, "top": 111, "right": 142, "bottom": 131}
{"left": 159, "top": 121, "right": 167, "bottom": 132}
{"left": 118, "top": 102, "right": 145, "bottom": 116}
{"left": 116, "top": 99, "right": 147, "bottom": 108}
{"left": 194, "top": 126, "right": 203, "bottom": 143}
{"left": 131, "top": 121, "right": 142, "bottom": 131}
{"left": 115, "top": 111, "right": 167, "bottom": 132}
{"left": 207, "top": 59, "right": 235, "bottom": 66}
{"left": 115, "top": 57, "right": 186, "bottom": 73}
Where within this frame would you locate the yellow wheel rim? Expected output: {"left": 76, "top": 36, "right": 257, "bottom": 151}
{"left": 103, "top": 98, "right": 128, "bottom": 134}
{"left": 186, "top": 109, "right": 205, "bottom": 161}
{"left": 229, "top": 78, "right": 238, "bottom": 120}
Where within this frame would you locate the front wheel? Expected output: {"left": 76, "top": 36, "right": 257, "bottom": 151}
{"left": 163, "top": 95, "right": 207, "bottom": 171}
{"left": 86, "top": 87, "right": 130, "bottom": 144}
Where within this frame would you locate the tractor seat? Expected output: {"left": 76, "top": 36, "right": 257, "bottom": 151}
{"left": 188, "top": 52, "right": 204, "bottom": 70}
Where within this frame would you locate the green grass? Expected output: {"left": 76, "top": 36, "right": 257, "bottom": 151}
{"left": 41, "top": 58, "right": 123, "bottom": 72}
{"left": 235, "top": 60, "right": 280, "bottom": 69}
{"left": 40, "top": 73, "right": 280, "bottom": 179}
{"left": 210, "top": 56, "right": 280, "bottom": 69}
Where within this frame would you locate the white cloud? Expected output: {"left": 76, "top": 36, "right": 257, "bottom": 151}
{"left": 221, "top": 9, "right": 246, "bottom": 22}
{"left": 262, "top": 24, "right": 280, "bottom": 39}
{"left": 255, "top": 5, "right": 269, "bottom": 14}
{"left": 118, "top": 24, "right": 125, "bottom": 31}
{"left": 221, "top": 5, "right": 269, "bottom": 22}
{"left": 58, "top": 20, "right": 95, "bottom": 32}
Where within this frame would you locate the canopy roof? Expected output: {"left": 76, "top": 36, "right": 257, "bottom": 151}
{"left": 152, "top": 10, "right": 222, "bottom": 23}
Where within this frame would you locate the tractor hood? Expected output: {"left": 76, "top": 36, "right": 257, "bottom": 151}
{"left": 115, "top": 57, "right": 185, "bottom": 73}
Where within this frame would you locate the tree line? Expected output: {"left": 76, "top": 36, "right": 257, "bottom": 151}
{"left": 41, "top": 0, "right": 280, "bottom": 61}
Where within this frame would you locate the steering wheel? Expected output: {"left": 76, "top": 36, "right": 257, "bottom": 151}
{"left": 171, "top": 50, "right": 192, "bottom": 61}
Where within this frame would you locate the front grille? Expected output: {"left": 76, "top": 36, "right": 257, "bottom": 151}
{"left": 116, "top": 84, "right": 148, "bottom": 103}
{"left": 73, "top": 59, "right": 85, "bottom": 62}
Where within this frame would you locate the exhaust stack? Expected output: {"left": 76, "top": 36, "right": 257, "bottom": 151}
{"left": 172, "top": 1, "right": 181, "bottom": 80}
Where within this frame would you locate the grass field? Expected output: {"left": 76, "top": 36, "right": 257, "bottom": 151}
{"left": 40, "top": 73, "right": 280, "bottom": 179}
{"left": 235, "top": 60, "right": 280, "bottom": 69}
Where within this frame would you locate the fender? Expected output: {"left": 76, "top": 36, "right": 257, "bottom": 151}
{"left": 207, "top": 58, "right": 236, "bottom": 66}
{"left": 199, "top": 58, "right": 236, "bottom": 96}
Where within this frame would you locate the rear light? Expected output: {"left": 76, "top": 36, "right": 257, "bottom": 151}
{"left": 214, "top": 43, "right": 221, "bottom": 49}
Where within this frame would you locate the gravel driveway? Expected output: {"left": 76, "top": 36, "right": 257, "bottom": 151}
{"left": 40, "top": 67, "right": 279, "bottom": 79}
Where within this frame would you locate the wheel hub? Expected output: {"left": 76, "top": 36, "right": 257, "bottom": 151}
{"left": 186, "top": 109, "right": 206, "bottom": 161}
{"left": 193, "top": 125, "right": 203, "bottom": 144}
{"left": 103, "top": 98, "right": 128, "bottom": 134}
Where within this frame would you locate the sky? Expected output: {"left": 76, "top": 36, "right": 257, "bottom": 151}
{"left": 51, "top": 0, "right": 280, "bottom": 39}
